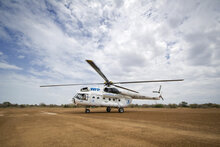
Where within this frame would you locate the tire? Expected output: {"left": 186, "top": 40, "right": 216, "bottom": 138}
{"left": 85, "top": 109, "right": 90, "bottom": 113}
{"left": 106, "top": 107, "right": 111, "bottom": 112}
{"left": 118, "top": 108, "right": 124, "bottom": 113}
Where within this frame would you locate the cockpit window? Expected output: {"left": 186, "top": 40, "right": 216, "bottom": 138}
{"left": 74, "top": 93, "right": 88, "bottom": 100}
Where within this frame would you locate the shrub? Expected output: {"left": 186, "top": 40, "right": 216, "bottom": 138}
{"left": 189, "top": 104, "right": 199, "bottom": 108}
{"left": 3, "top": 102, "right": 12, "bottom": 107}
{"left": 168, "top": 104, "right": 178, "bottom": 108}
{"left": 200, "top": 103, "right": 220, "bottom": 108}
{"left": 142, "top": 104, "right": 151, "bottom": 108}
{"left": 179, "top": 101, "right": 188, "bottom": 107}
{"left": 19, "top": 104, "right": 25, "bottom": 108}
{"left": 153, "top": 104, "right": 164, "bottom": 108}
{"left": 39, "top": 103, "right": 46, "bottom": 107}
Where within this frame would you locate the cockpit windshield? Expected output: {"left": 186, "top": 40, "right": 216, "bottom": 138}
{"left": 74, "top": 93, "right": 88, "bottom": 100}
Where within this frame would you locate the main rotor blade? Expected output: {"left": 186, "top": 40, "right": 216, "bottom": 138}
{"left": 113, "top": 79, "right": 184, "bottom": 84}
{"left": 40, "top": 83, "right": 104, "bottom": 87}
{"left": 86, "top": 60, "right": 109, "bottom": 83}
{"left": 113, "top": 84, "right": 139, "bottom": 93}
{"left": 159, "top": 85, "right": 161, "bottom": 92}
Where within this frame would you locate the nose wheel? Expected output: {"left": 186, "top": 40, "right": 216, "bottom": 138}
{"left": 118, "top": 108, "right": 124, "bottom": 113}
{"left": 85, "top": 108, "right": 90, "bottom": 113}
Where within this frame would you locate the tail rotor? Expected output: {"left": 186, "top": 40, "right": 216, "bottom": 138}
{"left": 153, "top": 85, "right": 164, "bottom": 100}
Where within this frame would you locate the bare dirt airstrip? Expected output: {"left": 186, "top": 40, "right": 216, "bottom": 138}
{"left": 0, "top": 108, "right": 220, "bottom": 147}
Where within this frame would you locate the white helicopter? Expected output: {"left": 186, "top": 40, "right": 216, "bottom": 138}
{"left": 40, "top": 60, "right": 183, "bottom": 113}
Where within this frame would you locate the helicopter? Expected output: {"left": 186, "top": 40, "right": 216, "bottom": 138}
{"left": 40, "top": 60, "right": 184, "bottom": 113}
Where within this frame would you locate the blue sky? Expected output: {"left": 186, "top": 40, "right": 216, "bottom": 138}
{"left": 0, "top": 0, "right": 220, "bottom": 105}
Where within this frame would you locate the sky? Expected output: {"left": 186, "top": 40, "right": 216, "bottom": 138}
{"left": 0, "top": 0, "right": 220, "bottom": 105}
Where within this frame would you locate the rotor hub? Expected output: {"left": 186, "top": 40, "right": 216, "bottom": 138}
{"left": 104, "top": 81, "right": 113, "bottom": 87}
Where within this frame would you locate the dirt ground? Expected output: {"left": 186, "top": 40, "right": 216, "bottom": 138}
{"left": 0, "top": 108, "right": 220, "bottom": 147}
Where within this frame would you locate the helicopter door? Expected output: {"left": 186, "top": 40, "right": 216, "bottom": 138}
{"left": 96, "top": 95, "right": 101, "bottom": 106}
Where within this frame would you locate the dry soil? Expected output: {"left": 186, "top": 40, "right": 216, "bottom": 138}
{"left": 0, "top": 108, "right": 220, "bottom": 147}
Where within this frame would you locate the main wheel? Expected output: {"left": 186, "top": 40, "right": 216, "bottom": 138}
{"left": 106, "top": 107, "right": 111, "bottom": 112}
{"left": 85, "top": 108, "right": 90, "bottom": 113}
{"left": 118, "top": 108, "right": 124, "bottom": 113}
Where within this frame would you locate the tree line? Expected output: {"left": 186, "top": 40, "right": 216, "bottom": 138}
{"left": 0, "top": 101, "right": 220, "bottom": 108}
{"left": 128, "top": 101, "right": 220, "bottom": 108}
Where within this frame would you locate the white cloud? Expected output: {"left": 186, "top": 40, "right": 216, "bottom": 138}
{"left": 0, "top": 0, "right": 219, "bottom": 104}
{"left": 0, "top": 26, "right": 11, "bottom": 40}
{"left": 0, "top": 62, "right": 22, "bottom": 70}
{"left": 18, "top": 55, "right": 25, "bottom": 59}
{"left": 0, "top": 51, "right": 22, "bottom": 70}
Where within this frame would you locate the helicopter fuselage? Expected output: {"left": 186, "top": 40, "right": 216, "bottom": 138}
{"left": 73, "top": 88, "right": 132, "bottom": 108}
{"left": 72, "top": 87, "right": 162, "bottom": 110}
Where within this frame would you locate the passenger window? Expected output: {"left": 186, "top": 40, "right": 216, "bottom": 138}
{"left": 118, "top": 99, "right": 121, "bottom": 102}
{"left": 113, "top": 99, "right": 115, "bottom": 101}
{"left": 97, "top": 97, "right": 99, "bottom": 99}
{"left": 109, "top": 98, "right": 111, "bottom": 101}
{"left": 92, "top": 96, "right": 95, "bottom": 99}
{"left": 103, "top": 97, "right": 105, "bottom": 100}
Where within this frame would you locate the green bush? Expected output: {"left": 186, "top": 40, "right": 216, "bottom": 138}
{"left": 39, "top": 103, "right": 46, "bottom": 107}
{"left": 168, "top": 104, "right": 178, "bottom": 108}
{"left": 19, "top": 104, "right": 25, "bottom": 108}
{"left": 3, "top": 102, "right": 12, "bottom": 107}
{"left": 0, "top": 101, "right": 219, "bottom": 109}
{"left": 200, "top": 103, "right": 220, "bottom": 108}
{"left": 179, "top": 101, "right": 188, "bottom": 107}
{"left": 189, "top": 104, "right": 199, "bottom": 108}
{"left": 142, "top": 104, "right": 151, "bottom": 108}
{"left": 153, "top": 104, "right": 164, "bottom": 108}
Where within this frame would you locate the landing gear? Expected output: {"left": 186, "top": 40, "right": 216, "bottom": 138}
{"left": 118, "top": 108, "right": 124, "bottom": 113}
{"left": 106, "top": 107, "right": 111, "bottom": 112}
{"left": 85, "top": 108, "right": 90, "bottom": 113}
